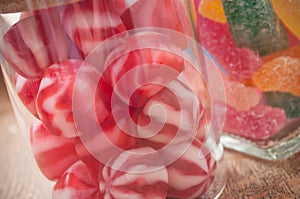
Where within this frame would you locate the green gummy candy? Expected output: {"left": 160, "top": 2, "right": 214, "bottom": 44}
{"left": 222, "top": 0, "right": 289, "bottom": 56}
{"left": 263, "top": 91, "right": 300, "bottom": 118}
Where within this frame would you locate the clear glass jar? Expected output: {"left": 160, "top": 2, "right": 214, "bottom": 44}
{"left": 0, "top": 0, "right": 226, "bottom": 198}
{"left": 195, "top": 0, "right": 300, "bottom": 160}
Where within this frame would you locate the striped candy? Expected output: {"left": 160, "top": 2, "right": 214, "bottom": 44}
{"left": 36, "top": 59, "right": 82, "bottom": 137}
{"left": 0, "top": 7, "right": 69, "bottom": 79}
{"left": 166, "top": 140, "right": 216, "bottom": 199}
{"left": 137, "top": 78, "right": 201, "bottom": 148}
{"left": 53, "top": 161, "right": 102, "bottom": 199}
{"left": 99, "top": 147, "right": 169, "bottom": 199}
{"left": 14, "top": 73, "right": 40, "bottom": 117}
{"left": 62, "top": 0, "right": 127, "bottom": 56}
{"left": 30, "top": 120, "right": 78, "bottom": 181}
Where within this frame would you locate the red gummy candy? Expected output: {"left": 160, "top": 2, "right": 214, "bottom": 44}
{"left": 167, "top": 139, "right": 216, "bottom": 199}
{"left": 0, "top": 7, "right": 69, "bottom": 79}
{"left": 99, "top": 147, "right": 168, "bottom": 199}
{"left": 197, "top": 14, "right": 262, "bottom": 82}
{"left": 62, "top": 0, "right": 127, "bottom": 56}
{"left": 53, "top": 161, "right": 102, "bottom": 199}
{"left": 30, "top": 120, "right": 78, "bottom": 181}
{"left": 223, "top": 105, "right": 287, "bottom": 140}
{"left": 14, "top": 73, "right": 40, "bottom": 117}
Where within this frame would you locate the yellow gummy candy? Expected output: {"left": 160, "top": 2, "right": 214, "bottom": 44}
{"left": 271, "top": 0, "right": 300, "bottom": 40}
{"left": 198, "top": 0, "right": 226, "bottom": 23}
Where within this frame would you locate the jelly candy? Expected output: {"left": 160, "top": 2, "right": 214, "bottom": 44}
{"left": 222, "top": 0, "right": 289, "bottom": 55}
{"left": 252, "top": 56, "right": 300, "bottom": 97}
{"left": 14, "top": 73, "right": 40, "bottom": 117}
{"left": 262, "top": 44, "right": 300, "bottom": 63}
{"left": 53, "top": 161, "right": 102, "bottom": 199}
{"left": 198, "top": 0, "right": 226, "bottom": 23}
{"left": 223, "top": 105, "right": 286, "bottom": 140}
{"left": 99, "top": 147, "right": 168, "bottom": 199}
{"left": 62, "top": 0, "right": 127, "bottom": 56}
{"left": 271, "top": 0, "right": 300, "bottom": 40}
{"left": 197, "top": 16, "right": 262, "bottom": 82}
{"left": 30, "top": 120, "right": 78, "bottom": 180}
{"left": 263, "top": 91, "right": 300, "bottom": 118}
{"left": 224, "top": 78, "right": 261, "bottom": 111}
{"left": 0, "top": 7, "right": 69, "bottom": 79}
{"left": 167, "top": 139, "right": 216, "bottom": 198}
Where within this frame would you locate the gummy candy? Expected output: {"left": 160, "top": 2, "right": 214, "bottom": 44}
{"left": 252, "top": 56, "right": 300, "bottom": 97}
{"left": 224, "top": 77, "right": 261, "bottom": 111}
{"left": 198, "top": 0, "right": 226, "bottom": 23}
{"left": 262, "top": 44, "right": 300, "bottom": 63}
{"left": 263, "top": 91, "right": 300, "bottom": 118}
{"left": 223, "top": 105, "right": 286, "bottom": 140}
{"left": 197, "top": 16, "right": 262, "bottom": 82}
{"left": 271, "top": 0, "right": 300, "bottom": 40}
{"left": 222, "top": 0, "right": 289, "bottom": 55}
{"left": 30, "top": 120, "right": 78, "bottom": 180}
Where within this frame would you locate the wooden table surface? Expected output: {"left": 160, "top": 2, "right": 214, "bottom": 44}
{"left": 0, "top": 72, "right": 300, "bottom": 199}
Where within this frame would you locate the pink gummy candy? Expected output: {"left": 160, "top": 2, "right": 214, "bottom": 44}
{"left": 166, "top": 139, "right": 216, "bottom": 199}
{"left": 62, "top": 0, "right": 127, "bottom": 56}
{"left": 223, "top": 105, "right": 287, "bottom": 140}
{"left": 53, "top": 161, "right": 102, "bottom": 199}
{"left": 99, "top": 147, "right": 168, "bottom": 199}
{"left": 30, "top": 120, "right": 78, "bottom": 180}
{"left": 14, "top": 73, "right": 40, "bottom": 117}
{"left": 0, "top": 7, "right": 69, "bottom": 79}
{"left": 197, "top": 14, "right": 262, "bottom": 82}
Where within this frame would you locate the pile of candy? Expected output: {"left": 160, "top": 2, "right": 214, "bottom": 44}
{"left": 197, "top": 0, "right": 300, "bottom": 140}
{"left": 0, "top": 0, "right": 221, "bottom": 198}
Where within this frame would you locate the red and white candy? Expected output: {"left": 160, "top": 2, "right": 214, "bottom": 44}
{"left": 62, "top": 0, "right": 127, "bottom": 56}
{"left": 166, "top": 140, "right": 216, "bottom": 199}
{"left": 53, "top": 161, "right": 102, "bottom": 199}
{"left": 0, "top": 7, "right": 69, "bottom": 79}
{"left": 14, "top": 73, "right": 40, "bottom": 117}
{"left": 36, "top": 59, "right": 82, "bottom": 137}
{"left": 30, "top": 120, "right": 78, "bottom": 181}
{"left": 99, "top": 147, "right": 169, "bottom": 199}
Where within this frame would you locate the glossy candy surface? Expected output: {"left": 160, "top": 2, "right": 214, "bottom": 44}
{"left": 30, "top": 120, "right": 78, "bottom": 180}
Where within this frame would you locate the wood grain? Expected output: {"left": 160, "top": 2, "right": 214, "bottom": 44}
{"left": 0, "top": 0, "right": 81, "bottom": 13}
{"left": 0, "top": 70, "right": 300, "bottom": 198}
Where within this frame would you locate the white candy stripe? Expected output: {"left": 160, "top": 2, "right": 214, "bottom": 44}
{"left": 52, "top": 188, "right": 74, "bottom": 199}
{"left": 20, "top": 19, "right": 49, "bottom": 71}
{"left": 32, "top": 136, "right": 73, "bottom": 154}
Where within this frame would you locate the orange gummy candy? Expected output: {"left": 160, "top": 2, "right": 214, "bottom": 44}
{"left": 262, "top": 44, "right": 300, "bottom": 63}
{"left": 198, "top": 0, "right": 226, "bottom": 23}
{"left": 271, "top": 0, "right": 300, "bottom": 40}
{"left": 252, "top": 56, "right": 300, "bottom": 97}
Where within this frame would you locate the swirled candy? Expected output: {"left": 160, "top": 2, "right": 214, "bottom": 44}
{"left": 14, "top": 73, "right": 40, "bottom": 117}
{"left": 30, "top": 120, "right": 78, "bottom": 180}
{"left": 222, "top": 0, "right": 289, "bottom": 55}
{"left": 0, "top": 7, "right": 69, "bottom": 79}
{"left": 99, "top": 147, "right": 168, "bottom": 199}
{"left": 53, "top": 161, "right": 101, "bottom": 199}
